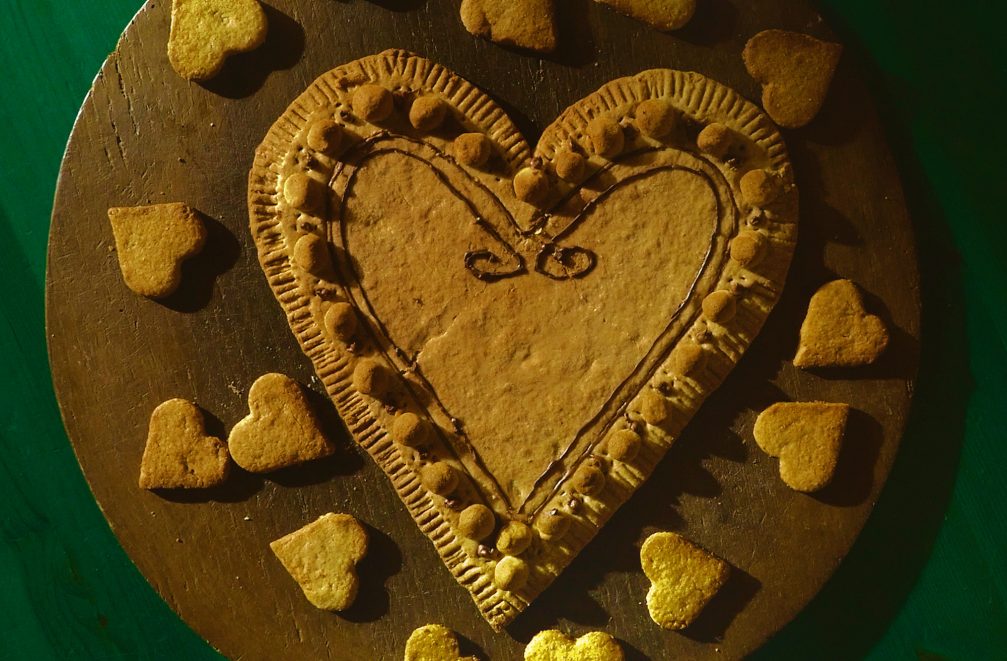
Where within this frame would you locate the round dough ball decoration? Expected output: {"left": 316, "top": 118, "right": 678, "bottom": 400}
{"left": 284, "top": 173, "right": 325, "bottom": 213}
{"left": 730, "top": 230, "right": 767, "bottom": 267}
{"left": 454, "top": 132, "right": 493, "bottom": 168}
{"left": 421, "top": 461, "right": 459, "bottom": 496}
{"left": 458, "top": 503, "right": 496, "bottom": 541}
{"left": 351, "top": 84, "right": 394, "bottom": 123}
{"left": 513, "top": 167, "right": 551, "bottom": 206}
{"left": 570, "top": 457, "right": 606, "bottom": 495}
{"left": 352, "top": 359, "right": 390, "bottom": 398}
{"left": 740, "top": 169, "right": 782, "bottom": 207}
{"left": 496, "top": 521, "right": 534, "bottom": 556}
{"left": 553, "top": 150, "right": 586, "bottom": 182}
{"left": 306, "top": 119, "right": 343, "bottom": 155}
{"left": 635, "top": 99, "right": 677, "bottom": 138}
{"left": 606, "top": 428, "right": 642, "bottom": 462}
{"left": 323, "top": 302, "right": 357, "bottom": 342}
{"left": 586, "top": 116, "right": 625, "bottom": 158}
{"left": 536, "top": 508, "right": 571, "bottom": 540}
{"left": 637, "top": 388, "right": 671, "bottom": 426}
{"left": 390, "top": 411, "right": 429, "bottom": 448}
{"left": 697, "top": 122, "right": 734, "bottom": 160}
{"left": 409, "top": 95, "right": 449, "bottom": 131}
{"left": 293, "top": 233, "right": 334, "bottom": 277}
{"left": 494, "top": 555, "right": 529, "bottom": 591}
{"left": 669, "top": 339, "right": 706, "bottom": 376}
{"left": 702, "top": 290, "right": 737, "bottom": 324}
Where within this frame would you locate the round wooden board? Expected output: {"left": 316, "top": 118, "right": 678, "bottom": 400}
{"left": 46, "top": 1, "right": 920, "bottom": 659}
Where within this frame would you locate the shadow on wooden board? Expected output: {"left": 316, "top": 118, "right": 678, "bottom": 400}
{"left": 754, "top": 9, "right": 972, "bottom": 659}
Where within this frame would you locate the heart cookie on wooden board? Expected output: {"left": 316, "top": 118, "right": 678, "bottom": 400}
{"left": 794, "top": 279, "right": 889, "bottom": 368}
{"left": 743, "top": 29, "right": 843, "bottom": 129}
{"left": 753, "top": 401, "right": 850, "bottom": 492}
{"left": 167, "top": 0, "right": 268, "bottom": 81}
{"left": 248, "top": 50, "right": 797, "bottom": 629}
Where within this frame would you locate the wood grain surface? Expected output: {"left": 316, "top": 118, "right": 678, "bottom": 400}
{"left": 45, "top": 1, "right": 919, "bottom": 659}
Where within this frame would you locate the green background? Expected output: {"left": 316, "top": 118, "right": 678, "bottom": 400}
{"left": 1, "top": 0, "right": 1004, "bottom": 658}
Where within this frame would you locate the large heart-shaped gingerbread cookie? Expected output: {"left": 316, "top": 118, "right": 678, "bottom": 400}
{"left": 248, "top": 50, "right": 797, "bottom": 629}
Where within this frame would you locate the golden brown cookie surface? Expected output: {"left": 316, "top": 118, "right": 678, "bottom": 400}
{"left": 138, "top": 399, "right": 230, "bottom": 489}
{"left": 227, "top": 373, "right": 335, "bottom": 473}
{"left": 794, "top": 279, "right": 889, "bottom": 368}
{"left": 107, "top": 202, "right": 206, "bottom": 298}
{"left": 460, "top": 0, "right": 557, "bottom": 53}
{"left": 167, "top": 0, "right": 268, "bottom": 81}
{"left": 595, "top": 0, "right": 696, "bottom": 31}
{"left": 753, "top": 401, "right": 850, "bottom": 492}
{"left": 524, "top": 630, "right": 624, "bottom": 660}
{"left": 640, "top": 531, "right": 730, "bottom": 630}
{"left": 269, "top": 513, "right": 368, "bottom": 611}
{"left": 743, "top": 29, "right": 843, "bottom": 129}
{"left": 404, "top": 624, "right": 478, "bottom": 661}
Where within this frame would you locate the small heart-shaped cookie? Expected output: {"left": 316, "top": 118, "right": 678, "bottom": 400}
{"left": 139, "top": 398, "right": 230, "bottom": 489}
{"left": 228, "top": 373, "right": 335, "bottom": 473}
{"left": 460, "top": 0, "right": 557, "bottom": 53}
{"left": 743, "top": 29, "right": 842, "bottom": 129}
{"left": 524, "top": 630, "right": 623, "bottom": 661}
{"left": 270, "top": 513, "right": 368, "bottom": 611}
{"left": 794, "top": 279, "right": 889, "bottom": 368}
{"left": 107, "top": 203, "right": 207, "bottom": 298}
{"left": 753, "top": 401, "right": 850, "bottom": 492}
{"left": 640, "top": 531, "right": 730, "bottom": 630}
{"left": 595, "top": 0, "right": 696, "bottom": 32}
{"left": 168, "top": 0, "right": 268, "bottom": 81}
{"left": 404, "top": 624, "right": 478, "bottom": 661}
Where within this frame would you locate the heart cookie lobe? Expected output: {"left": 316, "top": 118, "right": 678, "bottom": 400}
{"left": 753, "top": 401, "right": 850, "bottom": 492}
{"left": 107, "top": 202, "right": 207, "bottom": 298}
{"left": 743, "top": 29, "right": 843, "bottom": 129}
{"left": 168, "top": 0, "right": 268, "bottom": 81}
{"left": 404, "top": 624, "right": 478, "bottom": 661}
{"left": 139, "top": 398, "right": 230, "bottom": 489}
{"left": 460, "top": 0, "right": 557, "bottom": 53}
{"left": 228, "top": 373, "right": 335, "bottom": 473}
{"left": 249, "top": 50, "right": 797, "bottom": 630}
{"left": 794, "top": 279, "right": 889, "bottom": 368}
{"left": 525, "top": 630, "right": 624, "bottom": 660}
{"left": 270, "top": 513, "right": 368, "bottom": 611}
{"left": 595, "top": 0, "right": 696, "bottom": 31}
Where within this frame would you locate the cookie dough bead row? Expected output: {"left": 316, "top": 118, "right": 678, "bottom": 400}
{"left": 691, "top": 113, "right": 795, "bottom": 291}
{"left": 384, "top": 407, "right": 512, "bottom": 563}
{"left": 348, "top": 79, "right": 512, "bottom": 179}
{"left": 534, "top": 97, "right": 685, "bottom": 207}
{"left": 305, "top": 79, "right": 533, "bottom": 583}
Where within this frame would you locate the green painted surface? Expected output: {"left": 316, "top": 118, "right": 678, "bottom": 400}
{"left": 0, "top": 0, "right": 1002, "bottom": 658}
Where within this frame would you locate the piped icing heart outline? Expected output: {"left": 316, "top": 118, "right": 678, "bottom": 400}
{"left": 249, "top": 49, "right": 797, "bottom": 630}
